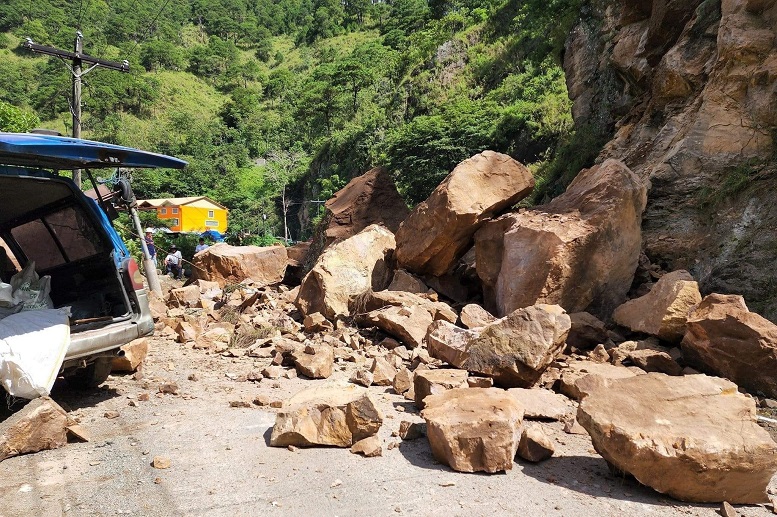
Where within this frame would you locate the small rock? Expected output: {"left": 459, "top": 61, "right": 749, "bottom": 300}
{"left": 159, "top": 382, "right": 179, "bottom": 395}
{"left": 350, "top": 369, "right": 374, "bottom": 387}
{"left": 103, "top": 411, "right": 120, "bottom": 419}
{"left": 262, "top": 366, "right": 283, "bottom": 379}
{"left": 393, "top": 367, "right": 413, "bottom": 395}
{"left": 370, "top": 357, "right": 397, "bottom": 386}
{"left": 399, "top": 421, "right": 425, "bottom": 441}
{"left": 563, "top": 416, "right": 588, "bottom": 435}
{"left": 287, "top": 445, "right": 298, "bottom": 452}
{"left": 466, "top": 377, "right": 493, "bottom": 388}
{"left": 152, "top": 456, "right": 171, "bottom": 469}
{"left": 253, "top": 395, "right": 270, "bottom": 407}
{"left": 588, "top": 344, "right": 610, "bottom": 363}
{"left": 229, "top": 399, "right": 252, "bottom": 408}
{"left": 331, "top": 479, "right": 342, "bottom": 488}
{"left": 138, "top": 393, "right": 150, "bottom": 402}
{"left": 350, "top": 435, "right": 382, "bottom": 457}
{"left": 719, "top": 502, "right": 737, "bottom": 517}
{"left": 517, "top": 425, "right": 555, "bottom": 462}
{"left": 269, "top": 400, "right": 284, "bottom": 409}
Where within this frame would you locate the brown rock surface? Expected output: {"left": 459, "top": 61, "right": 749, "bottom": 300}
{"left": 189, "top": 243, "right": 288, "bottom": 287}
{"left": 517, "top": 424, "right": 555, "bottom": 463}
{"left": 421, "top": 388, "right": 524, "bottom": 473}
{"left": 458, "top": 304, "right": 496, "bottom": 329}
{"left": 395, "top": 151, "right": 534, "bottom": 277}
{"left": 296, "top": 225, "right": 396, "bottom": 320}
{"left": 567, "top": 312, "right": 609, "bottom": 350}
{"left": 564, "top": 0, "right": 777, "bottom": 320}
{"left": 559, "top": 361, "right": 640, "bottom": 401}
{"left": 578, "top": 373, "right": 777, "bottom": 503}
{"left": 314, "top": 166, "right": 409, "bottom": 254}
{"left": 1, "top": 398, "right": 69, "bottom": 462}
{"left": 413, "top": 369, "right": 469, "bottom": 409}
{"left": 350, "top": 435, "right": 383, "bottom": 457}
{"left": 682, "top": 294, "right": 777, "bottom": 397}
{"left": 507, "top": 388, "right": 572, "bottom": 421}
{"left": 292, "top": 345, "right": 334, "bottom": 379}
{"left": 369, "top": 357, "right": 397, "bottom": 386}
{"left": 387, "top": 269, "right": 430, "bottom": 294}
{"left": 613, "top": 270, "right": 702, "bottom": 343}
{"left": 270, "top": 383, "right": 383, "bottom": 447}
{"left": 628, "top": 348, "right": 682, "bottom": 376}
{"left": 111, "top": 338, "right": 150, "bottom": 373}
{"left": 475, "top": 159, "right": 646, "bottom": 318}
{"left": 427, "top": 305, "right": 571, "bottom": 388}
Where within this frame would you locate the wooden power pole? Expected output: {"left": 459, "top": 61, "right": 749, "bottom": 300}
{"left": 22, "top": 32, "right": 130, "bottom": 188}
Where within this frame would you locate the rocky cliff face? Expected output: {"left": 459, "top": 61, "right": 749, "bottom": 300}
{"left": 564, "top": 0, "right": 777, "bottom": 319}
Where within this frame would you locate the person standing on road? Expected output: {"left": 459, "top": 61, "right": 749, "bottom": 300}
{"left": 144, "top": 228, "right": 157, "bottom": 264}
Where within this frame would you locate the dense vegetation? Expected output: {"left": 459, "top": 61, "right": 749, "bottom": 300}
{"left": 0, "top": 0, "right": 593, "bottom": 242}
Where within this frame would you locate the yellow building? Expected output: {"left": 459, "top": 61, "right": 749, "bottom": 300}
{"left": 137, "top": 196, "right": 228, "bottom": 233}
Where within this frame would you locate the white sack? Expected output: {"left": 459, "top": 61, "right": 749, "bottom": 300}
{"left": 0, "top": 308, "right": 70, "bottom": 399}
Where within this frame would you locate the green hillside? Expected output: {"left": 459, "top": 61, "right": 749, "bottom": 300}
{"left": 0, "top": 0, "right": 597, "bottom": 242}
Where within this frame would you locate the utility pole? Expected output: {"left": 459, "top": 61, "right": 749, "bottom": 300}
{"left": 22, "top": 32, "right": 130, "bottom": 188}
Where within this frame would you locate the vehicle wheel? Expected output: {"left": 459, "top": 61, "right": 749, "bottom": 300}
{"left": 65, "top": 358, "right": 113, "bottom": 389}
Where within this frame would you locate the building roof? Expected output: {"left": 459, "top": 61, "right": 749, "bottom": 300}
{"left": 137, "top": 196, "right": 227, "bottom": 210}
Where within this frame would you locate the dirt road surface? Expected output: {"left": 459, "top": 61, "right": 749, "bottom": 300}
{"left": 2, "top": 332, "right": 775, "bottom": 517}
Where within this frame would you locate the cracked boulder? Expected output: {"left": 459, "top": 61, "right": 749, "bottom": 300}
{"left": 681, "top": 294, "right": 777, "bottom": 398}
{"left": 270, "top": 383, "right": 383, "bottom": 447}
{"left": 613, "top": 270, "right": 702, "bottom": 343}
{"left": 422, "top": 388, "right": 524, "bottom": 473}
{"left": 475, "top": 159, "right": 646, "bottom": 318}
{"left": 427, "top": 304, "right": 571, "bottom": 388}
{"left": 578, "top": 373, "right": 777, "bottom": 503}
{"left": 395, "top": 151, "right": 534, "bottom": 277}
{"left": 296, "top": 225, "right": 395, "bottom": 320}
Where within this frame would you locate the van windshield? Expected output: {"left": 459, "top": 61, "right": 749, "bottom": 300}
{"left": 10, "top": 204, "right": 105, "bottom": 270}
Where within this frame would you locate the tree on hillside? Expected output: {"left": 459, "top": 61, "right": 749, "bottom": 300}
{"left": 0, "top": 101, "right": 40, "bottom": 132}
{"left": 266, "top": 149, "right": 306, "bottom": 243}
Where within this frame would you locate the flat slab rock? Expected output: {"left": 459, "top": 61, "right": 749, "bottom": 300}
{"left": 422, "top": 388, "right": 524, "bottom": 473}
{"left": 559, "top": 360, "right": 642, "bottom": 401}
{"left": 507, "top": 388, "right": 572, "bottom": 421}
{"left": 578, "top": 373, "right": 777, "bottom": 503}
{"left": 270, "top": 382, "right": 384, "bottom": 448}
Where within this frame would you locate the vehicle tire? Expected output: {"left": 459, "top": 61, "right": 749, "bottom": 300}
{"left": 65, "top": 358, "right": 113, "bottom": 389}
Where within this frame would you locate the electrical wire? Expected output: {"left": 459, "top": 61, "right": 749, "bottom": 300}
{"left": 127, "top": 0, "right": 174, "bottom": 57}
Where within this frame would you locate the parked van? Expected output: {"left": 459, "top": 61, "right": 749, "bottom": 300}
{"left": 0, "top": 132, "right": 186, "bottom": 388}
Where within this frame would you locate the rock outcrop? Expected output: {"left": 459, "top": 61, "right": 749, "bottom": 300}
{"left": 427, "top": 304, "right": 571, "bottom": 388}
{"left": 613, "top": 270, "right": 702, "bottom": 343}
{"left": 395, "top": 151, "right": 534, "bottom": 277}
{"left": 681, "top": 293, "right": 777, "bottom": 398}
{"left": 295, "top": 225, "right": 395, "bottom": 320}
{"left": 475, "top": 159, "right": 646, "bottom": 318}
{"left": 578, "top": 373, "right": 777, "bottom": 503}
{"left": 422, "top": 388, "right": 524, "bottom": 473}
{"left": 189, "top": 243, "right": 288, "bottom": 287}
{"left": 565, "top": 0, "right": 777, "bottom": 320}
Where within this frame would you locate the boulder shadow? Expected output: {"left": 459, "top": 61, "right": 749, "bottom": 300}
{"left": 517, "top": 454, "right": 721, "bottom": 510}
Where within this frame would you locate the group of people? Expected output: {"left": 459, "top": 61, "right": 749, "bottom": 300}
{"left": 144, "top": 229, "right": 211, "bottom": 280}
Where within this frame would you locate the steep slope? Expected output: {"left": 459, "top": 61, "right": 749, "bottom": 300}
{"left": 565, "top": 0, "right": 777, "bottom": 318}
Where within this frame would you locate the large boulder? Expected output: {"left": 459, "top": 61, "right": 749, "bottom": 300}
{"left": 1, "top": 397, "right": 69, "bottom": 462}
{"left": 613, "top": 270, "right": 702, "bottom": 343}
{"left": 295, "top": 225, "right": 395, "bottom": 320}
{"left": 270, "top": 383, "right": 383, "bottom": 447}
{"left": 426, "top": 304, "right": 571, "bottom": 388}
{"left": 578, "top": 373, "right": 777, "bottom": 503}
{"left": 189, "top": 243, "right": 288, "bottom": 287}
{"left": 353, "top": 290, "right": 456, "bottom": 348}
{"left": 681, "top": 294, "right": 777, "bottom": 398}
{"left": 559, "top": 360, "right": 640, "bottom": 401}
{"left": 474, "top": 159, "right": 647, "bottom": 318}
{"left": 421, "top": 388, "right": 524, "bottom": 473}
{"left": 395, "top": 151, "right": 534, "bottom": 277}
{"left": 413, "top": 369, "right": 469, "bottom": 409}
{"left": 306, "top": 167, "right": 410, "bottom": 266}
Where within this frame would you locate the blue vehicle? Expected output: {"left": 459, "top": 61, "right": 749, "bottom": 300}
{"left": 0, "top": 132, "right": 186, "bottom": 388}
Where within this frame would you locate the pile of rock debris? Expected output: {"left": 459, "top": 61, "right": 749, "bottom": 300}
{"left": 4, "top": 150, "right": 777, "bottom": 510}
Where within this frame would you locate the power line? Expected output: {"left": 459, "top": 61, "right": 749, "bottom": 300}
{"left": 127, "top": 0, "right": 174, "bottom": 57}
{"left": 76, "top": 0, "right": 85, "bottom": 29}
